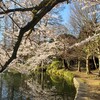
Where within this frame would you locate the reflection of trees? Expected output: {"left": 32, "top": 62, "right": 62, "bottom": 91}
{"left": 22, "top": 72, "right": 75, "bottom": 100}
{"left": 0, "top": 72, "right": 28, "bottom": 100}
{"left": 0, "top": 72, "right": 75, "bottom": 100}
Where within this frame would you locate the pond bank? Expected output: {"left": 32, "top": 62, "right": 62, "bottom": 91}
{"left": 8, "top": 62, "right": 100, "bottom": 100}
{"left": 47, "top": 62, "right": 100, "bottom": 100}
{"left": 3, "top": 69, "right": 76, "bottom": 100}
{"left": 8, "top": 65, "right": 76, "bottom": 99}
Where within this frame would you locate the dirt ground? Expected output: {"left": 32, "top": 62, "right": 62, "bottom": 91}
{"left": 72, "top": 70, "right": 100, "bottom": 100}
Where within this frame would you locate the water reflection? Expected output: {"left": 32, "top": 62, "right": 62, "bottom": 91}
{"left": 0, "top": 71, "right": 76, "bottom": 100}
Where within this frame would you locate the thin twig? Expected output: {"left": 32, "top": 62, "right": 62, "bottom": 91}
{"left": 4, "top": 49, "right": 11, "bottom": 58}
{"left": 11, "top": 0, "right": 25, "bottom": 8}
{"left": 0, "top": 6, "right": 21, "bottom": 29}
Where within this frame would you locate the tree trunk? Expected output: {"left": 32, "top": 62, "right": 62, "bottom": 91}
{"left": 93, "top": 56, "right": 97, "bottom": 69}
{"left": 77, "top": 58, "right": 81, "bottom": 72}
{"left": 86, "top": 55, "right": 91, "bottom": 74}
{"left": 67, "top": 60, "right": 70, "bottom": 69}
{"left": 63, "top": 59, "right": 69, "bottom": 70}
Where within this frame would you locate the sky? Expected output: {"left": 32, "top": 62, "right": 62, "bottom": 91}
{"left": 60, "top": 4, "right": 71, "bottom": 24}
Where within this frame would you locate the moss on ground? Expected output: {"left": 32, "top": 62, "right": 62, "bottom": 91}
{"left": 47, "top": 60, "right": 74, "bottom": 84}
{"left": 47, "top": 60, "right": 62, "bottom": 70}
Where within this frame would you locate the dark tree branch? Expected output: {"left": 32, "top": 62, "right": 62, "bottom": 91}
{"left": 0, "top": 7, "right": 21, "bottom": 28}
{"left": 1, "top": 2, "right": 21, "bottom": 28}
{"left": 0, "top": 0, "right": 67, "bottom": 72}
{"left": 0, "top": 7, "right": 35, "bottom": 14}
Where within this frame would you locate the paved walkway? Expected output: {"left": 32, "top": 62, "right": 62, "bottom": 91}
{"left": 74, "top": 77, "right": 100, "bottom": 100}
{"left": 74, "top": 78, "right": 89, "bottom": 100}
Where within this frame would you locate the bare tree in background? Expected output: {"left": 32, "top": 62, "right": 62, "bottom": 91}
{"left": 68, "top": 1, "right": 100, "bottom": 74}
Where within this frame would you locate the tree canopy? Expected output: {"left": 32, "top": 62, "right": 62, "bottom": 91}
{"left": 0, "top": 0, "right": 99, "bottom": 72}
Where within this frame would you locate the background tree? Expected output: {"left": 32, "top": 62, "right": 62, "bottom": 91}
{"left": 68, "top": 1, "right": 100, "bottom": 74}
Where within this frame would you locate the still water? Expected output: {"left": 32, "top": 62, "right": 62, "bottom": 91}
{"left": 0, "top": 71, "right": 76, "bottom": 100}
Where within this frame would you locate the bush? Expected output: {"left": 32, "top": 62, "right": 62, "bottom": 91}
{"left": 48, "top": 60, "right": 63, "bottom": 70}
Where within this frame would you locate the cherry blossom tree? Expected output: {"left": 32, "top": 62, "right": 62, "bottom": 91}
{"left": 0, "top": 0, "right": 99, "bottom": 73}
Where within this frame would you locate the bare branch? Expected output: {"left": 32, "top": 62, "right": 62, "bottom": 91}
{"left": 68, "top": 33, "right": 100, "bottom": 49}
{"left": 0, "top": 7, "right": 35, "bottom": 14}
{"left": 11, "top": 0, "right": 25, "bottom": 8}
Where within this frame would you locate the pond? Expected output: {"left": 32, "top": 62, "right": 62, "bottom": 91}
{"left": 0, "top": 71, "right": 76, "bottom": 100}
